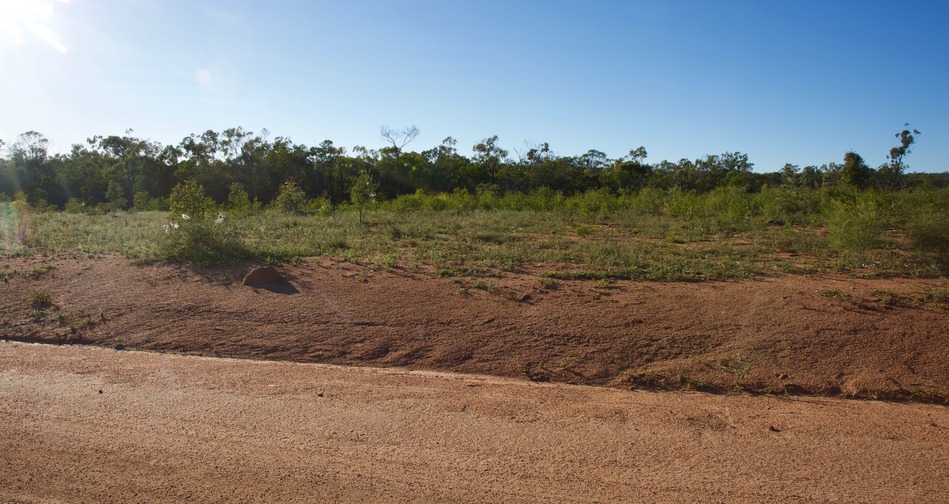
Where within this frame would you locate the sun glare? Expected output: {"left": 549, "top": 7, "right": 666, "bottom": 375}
{"left": 0, "top": 0, "right": 70, "bottom": 53}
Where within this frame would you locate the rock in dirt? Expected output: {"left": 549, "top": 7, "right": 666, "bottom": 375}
{"left": 242, "top": 266, "right": 283, "bottom": 286}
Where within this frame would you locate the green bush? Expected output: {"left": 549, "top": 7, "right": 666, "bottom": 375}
{"left": 132, "top": 192, "right": 165, "bottom": 212}
{"left": 226, "top": 182, "right": 252, "bottom": 215}
{"left": 705, "top": 186, "right": 760, "bottom": 232}
{"left": 908, "top": 210, "right": 949, "bottom": 270}
{"left": 64, "top": 198, "right": 88, "bottom": 214}
{"left": 626, "top": 187, "right": 666, "bottom": 216}
{"left": 301, "top": 196, "right": 332, "bottom": 215}
{"left": 169, "top": 180, "right": 216, "bottom": 218}
{"left": 350, "top": 170, "right": 379, "bottom": 223}
{"left": 825, "top": 198, "right": 884, "bottom": 253}
{"left": 132, "top": 191, "right": 150, "bottom": 211}
{"left": 159, "top": 214, "right": 249, "bottom": 266}
{"left": 564, "top": 188, "right": 620, "bottom": 215}
{"left": 273, "top": 180, "right": 308, "bottom": 214}
{"left": 31, "top": 199, "right": 58, "bottom": 213}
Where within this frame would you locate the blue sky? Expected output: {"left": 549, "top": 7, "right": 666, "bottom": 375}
{"left": 1, "top": 0, "right": 947, "bottom": 172}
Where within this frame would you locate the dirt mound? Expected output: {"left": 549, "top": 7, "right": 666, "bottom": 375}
{"left": 242, "top": 265, "right": 283, "bottom": 286}
{"left": 1, "top": 254, "right": 946, "bottom": 402}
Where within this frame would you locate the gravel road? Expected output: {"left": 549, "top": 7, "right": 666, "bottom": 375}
{"left": 1, "top": 342, "right": 947, "bottom": 503}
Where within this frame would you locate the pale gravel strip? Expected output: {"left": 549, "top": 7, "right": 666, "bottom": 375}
{"left": 1, "top": 341, "right": 947, "bottom": 503}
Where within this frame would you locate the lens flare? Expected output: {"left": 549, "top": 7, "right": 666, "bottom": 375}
{"left": 0, "top": 0, "right": 70, "bottom": 54}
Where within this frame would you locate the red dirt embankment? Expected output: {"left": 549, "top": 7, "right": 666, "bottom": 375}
{"left": 1, "top": 255, "right": 946, "bottom": 401}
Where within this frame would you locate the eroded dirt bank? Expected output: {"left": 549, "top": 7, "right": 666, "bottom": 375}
{"left": 1, "top": 342, "right": 948, "bottom": 503}
{"left": 1, "top": 254, "right": 947, "bottom": 401}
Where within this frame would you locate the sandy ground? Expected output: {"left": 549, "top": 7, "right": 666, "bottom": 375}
{"left": 1, "top": 341, "right": 947, "bottom": 503}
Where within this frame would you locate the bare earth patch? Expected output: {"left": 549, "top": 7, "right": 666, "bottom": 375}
{"left": 0, "top": 254, "right": 946, "bottom": 402}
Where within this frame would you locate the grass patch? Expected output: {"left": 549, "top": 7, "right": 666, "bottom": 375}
{"left": 27, "top": 290, "right": 52, "bottom": 309}
{"left": 27, "top": 265, "right": 53, "bottom": 279}
{"left": 23, "top": 188, "right": 949, "bottom": 280}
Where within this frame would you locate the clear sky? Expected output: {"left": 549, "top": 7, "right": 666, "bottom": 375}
{"left": 1, "top": 0, "right": 947, "bottom": 172}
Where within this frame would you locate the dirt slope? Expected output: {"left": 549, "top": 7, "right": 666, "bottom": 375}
{"left": 1, "top": 254, "right": 947, "bottom": 401}
{"left": 1, "top": 342, "right": 947, "bottom": 503}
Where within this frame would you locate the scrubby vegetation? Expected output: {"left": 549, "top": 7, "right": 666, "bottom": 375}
{"left": 11, "top": 184, "right": 947, "bottom": 279}
{"left": 1, "top": 126, "right": 946, "bottom": 277}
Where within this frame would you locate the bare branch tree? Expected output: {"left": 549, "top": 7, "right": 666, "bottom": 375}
{"left": 379, "top": 125, "right": 420, "bottom": 153}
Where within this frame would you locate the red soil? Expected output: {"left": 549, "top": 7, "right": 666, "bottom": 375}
{"left": 1, "top": 254, "right": 946, "bottom": 402}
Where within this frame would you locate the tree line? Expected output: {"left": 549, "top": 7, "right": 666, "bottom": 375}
{"left": 0, "top": 125, "right": 941, "bottom": 212}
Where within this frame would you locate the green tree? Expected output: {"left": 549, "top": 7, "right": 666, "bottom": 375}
{"left": 226, "top": 182, "right": 252, "bottom": 214}
{"left": 169, "top": 180, "right": 215, "bottom": 218}
{"left": 419, "top": 137, "right": 467, "bottom": 193}
{"left": 312, "top": 140, "right": 347, "bottom": 203}
{"left": 781, "top": 163, "right": 800, "bottom": 188}
{"left": 604, "top": 147, "right": 651, "bottom": 191}
{"left": 7, "top": 131, "right": 54, "bottom": 204}
{"left": 459, "top": 135, "right": 508, "bottom": 191}
{"left": 841, "top": 151, "right": 873, "bottom": 188}
{"left": 350, "top": 169, "right": 379, "bottom": 224}
{"left": 878, "top": 124, "right": 920, "bottom": 190}
{"left": 132, "top": 191, "right": 151, "bottom": 211}
{"left": 105, "top": 179, "right": 128, "bottom": 210}
{"left": 177, "top": 130, "right": 230, "bottom": 202}
{"left": 273, "top": 179, "right": 307, "bottom": 214}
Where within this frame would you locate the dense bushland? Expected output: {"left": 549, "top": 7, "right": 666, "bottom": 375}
{"left": 0, "top": 126, "right": 944, "bottom": 211}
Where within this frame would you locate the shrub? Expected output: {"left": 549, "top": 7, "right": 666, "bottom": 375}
{"left": 159, "top": 212, "right": 248, "bottom": 266}
{"left": 273, "top": 180, "right": 308, "bottom": 214}
{"left": 564, "top": 188, "right": 620, "bottom": 215}
{"left": 31, "top": 199, "right": 58, "bottom": 213}
{"left": 105, "top": 180, "right": 128, "bottom": 211}
{"left": 705, "top": 186, "right": 760, "bottom": 232}
{"left": 28, "top": 290, "right": 52, "bottom": 309}
{"left": 350, "top": 170, "right": 379, "bottom": 224}
{"left": 132, "top": 191, "right": 150, "bottom": 211}
{"left": 908, "top": 210, "right": 949, "bottom": 270}
{"left": 64, "top": 198, "right": 88, "bottom": 214}
{"left": 169, "top": 180, "right": 216, "bottom": 218}
{"left": 226, "top": 182, "right": 252, "bottom": 215}
{"left": 301, "top": 196, "right": 332, "bottom": 215}
{"left": 825, "top": 198, "right": 884, "bottom": 253}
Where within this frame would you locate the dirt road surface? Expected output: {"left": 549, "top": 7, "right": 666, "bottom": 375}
{"left": 1, "top": 342, "right": 947, "bottom": 503}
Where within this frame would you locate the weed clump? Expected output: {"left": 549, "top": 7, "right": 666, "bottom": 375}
{"left": 28, "top": 290, "right": 52, "bottom": 309}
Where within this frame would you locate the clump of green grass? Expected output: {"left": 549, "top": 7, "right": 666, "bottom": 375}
{"left": 818, "top": 288, "right": 847, "bottom": 299}
{"left": 718, "top": 354, "right": 752, "bottom": 382}
{"left": 27, "top": 265, "right": 52, "bottom": 279}
{"left": 918, "top": 288, "right": 949, "bottom": 309}
{"left": 537, "top": 277, "right": 558, "bottom": 289}
{"left": 28, "top": 290, "right": 52, "bottom": 309}
{"left": 868, "top": 289, "right": 906, "bottom": 308}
